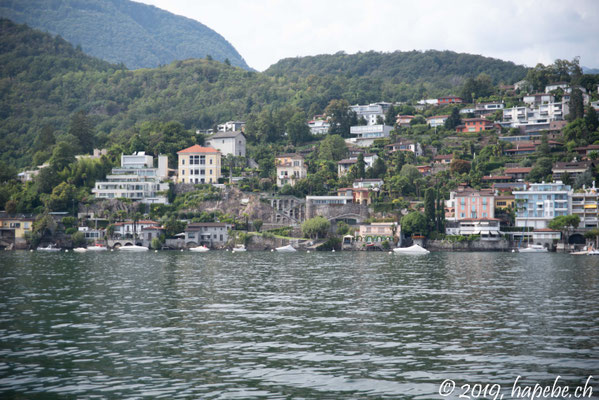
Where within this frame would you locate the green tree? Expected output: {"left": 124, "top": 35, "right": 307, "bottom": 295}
{"left": 286, "top": 112, "right": 311, "bottom": 145}
{"left": 318, "top": 134, "right": 347, "bottom": 161}
{"left": 301, "top": 216, "right": 330, "bottom": 239}
{"left": 356, "top": 153, "right": 366, "bottom": 179}
{"left": 401, "top": 211, "right": 428, "bottom": 236}
{"left": 548, "top": 215, "right": 580, "bottom": 252}
{"left": 444, "top": 107, "right": 462, "bottom": 130}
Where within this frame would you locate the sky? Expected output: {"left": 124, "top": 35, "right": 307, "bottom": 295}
{"left": 137, "top": 0, "right": 599, "bottom": 72}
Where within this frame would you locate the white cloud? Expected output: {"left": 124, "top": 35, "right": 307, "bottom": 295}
{"left": 136, "top": 0, "right": 599, "bottom": 71}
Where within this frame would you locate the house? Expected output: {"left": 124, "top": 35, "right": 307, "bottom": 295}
{"left": 184, "top": 222, "right": 231, "bottom": 248}
{"left": 396, "top": 115, "right": 414, "bottom": 127}
{"left": 416, "top": 165, "right": 432, "bottom": 176}
{"left": 453, "top": 218, "right": 502, "bottom": 240}
{"left": 353, "top": 178, "right": 384, "bottom": 189}
{"left": 523, "top": 93, "right": 554, "bottom": 106}
{"left": 349, "top": 124, "right": 393, "bottom": 147}
{"left": 504, "top": 167, "right": 532, "bottom": 180}
{"left": 337, "top": 154, "right": 378, "bottom": 177}
{"left": 437, "top": 96, "right": 463, "bottom": 105}
{"left": 113, "top": 220, "right": 161, "bottom": 239}
{"left": 513, "top": 181, "right": 572, "bottom": 229}
{"left": 349, "top": 103, "right": 390, "bottom": 125}
{"left": 552, "top": 161, "right": 594, "bottom": 180}
{"left": 482, "top": 175, "right": 512, "bottom": 184}
{"left": 205, "top": 131, "right": 246, "bottom": 157}
{"left": 426, "top": 115, "right": 448, "bottom": 128}
{"left": 276, "top": 154, "right": 307, "bottom": 187}
{"left": 358, "top": 223, "right": 397, "bottom": 243}
{"left": 433, "top": 154, "right": 454, "bottom": 164}
{"left": 386, "top": 139, "right": 423, "bottom": 156}
{"left": 446, "top": 186, "right": 495, "bottom": 221}
{"left": 455, "top": 118, "right": 494, "bottom": 133}
{"left": 308, "top": 119, "right": 330, "bottom": 135}
{"left": 571, "top": 183, "right": 599, "bottom": 228}
{"left": 217, "top": 121, "right": 245, "bottom": 132}
{"left": 495, "top": 195, "right": 515, "bottom": 209}
{"left": 92, "top": 152, "right": 169, "bottom": 204}
{"left": 176, "top": 145, "right": 222, "bottom": 184}
{"left": 0, "top": 213, "right": 35, "bottom": 249}
{"left": 337, "top": 188, "right": 371, "bottom": 205}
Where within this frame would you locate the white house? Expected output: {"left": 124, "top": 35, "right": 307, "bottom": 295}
{"left": 205, "top": 131, "right": 246, "bottom": 157}
{"left": 92, "top": 152, "right": 169, "bottom": 204}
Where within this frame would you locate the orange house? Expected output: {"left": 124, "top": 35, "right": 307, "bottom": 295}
{"left": 456, "top": 118, "right": 494, "bottom": 133}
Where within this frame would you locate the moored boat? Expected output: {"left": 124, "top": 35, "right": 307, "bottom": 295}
{"left": 118, "top": 244, "right": 149, "bottom": 252}
{"left": 189, "top": 245, "right": 210, "bottom": 252}
{"left": 518, "top": 244, "right": 548, "bottom": 253}
{"left": 393, "top": 244, "right": 430, "bottom": 255}
{"left": 275, "top": 244, "right": 296, "bottom": 252}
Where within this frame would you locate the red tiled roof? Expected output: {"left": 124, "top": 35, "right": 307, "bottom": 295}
{"left": 177, "top": 145, "right": 219, "bottom": 154}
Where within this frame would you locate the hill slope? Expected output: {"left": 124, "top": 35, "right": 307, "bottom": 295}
{"left": 0, "top": 20, "right": 532, "bottom": 169}
{"left": 266, "top": 50, "right": 528, "bottom": 87}
{"left": 0, "top": 0, "right": 250, "bottom": 70}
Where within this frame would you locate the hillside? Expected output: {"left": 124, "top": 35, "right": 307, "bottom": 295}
{"left": 266, "top": 50, "right": 528, "bottom": 87}
{"left": 0, "top": 0, "right": 250, "bottom": 70}
{"left": 0, "top": 20, "right": 533, "bottom": 169}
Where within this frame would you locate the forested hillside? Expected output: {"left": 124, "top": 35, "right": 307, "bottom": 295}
{"left": 0, "top": 0, "right": 249, "bottom": 69}
{"left": 0, "top": 19, "right": 531, "bottom": 168}
{"left": 266, "top": 50, "right": 528, "bottom": 87}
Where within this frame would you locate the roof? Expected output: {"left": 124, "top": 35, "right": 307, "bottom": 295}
{"left": 186, "top": 222, "right": 229, "bottom": 229}
{"left": 505, "top": 167, "right": 532, "bottom": 174}
{"left": 177, "top": 144, "right": 219, "bottom": 154}
{"left": 206, "top": 131, "right": 245, "bottom": 140}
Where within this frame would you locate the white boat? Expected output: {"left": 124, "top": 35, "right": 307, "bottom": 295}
{"left": 518, "top": 244, "right": 548, "bottom": 253}
{"left": 118, "top": 244, "right": 149, "bottom": 252}
{"left": 232, "top": 245, "right": 246, "bottom": 252}
{"left": 73, "top": 247, "right": 88, "bottom": 253}
{"left": 37, "top": 244, "right": 60, "bottom": 252}
{"left": 393, "top": 244, "right": 430, "bottom": 255}
{"left": 275, "top": 244, "right": 296, "bottom": 252}
{"left": 86, "top": 244, "right": 108, "bottom": 252}
{"left": 189, "top": 245, "right": 210, "bottom": 252}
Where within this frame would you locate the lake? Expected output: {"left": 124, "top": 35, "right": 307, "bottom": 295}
{"left": 0, "top": 251, "right": 598, "bottom": 399}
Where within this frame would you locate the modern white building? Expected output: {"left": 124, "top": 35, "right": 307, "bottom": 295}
{"left": 308, "top": 119, "right": 330, "bottom": 135}
{"left": 217, "top": 121, "right": 245, "bottom": 132}
{"left": 513, "top": 181, "right": 572, "bottom": 229}
{"left": 92, "top": 152, "right": 169, "bottom": 204}
{"left": 349, "top": 103, "right": 391, "bottom": 126}
{"left": 205, "top": 131, "right": 246, "bottom": 157}
{"left": 349, "top": 124, "right": 393, "bottom": 147}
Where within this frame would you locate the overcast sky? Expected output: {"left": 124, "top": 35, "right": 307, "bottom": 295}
{"left": 137, "top": 0, "right": 599, "bottom": 72}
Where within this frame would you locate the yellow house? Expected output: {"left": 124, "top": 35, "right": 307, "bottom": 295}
{"left": 176, "top": 145, "right": 221, "bottom": 184}
{"left": 0, "top": 214, "right": 35, "bottom": 249}
{"left": 275, "top": 154, "right": 307, "bottom": 187}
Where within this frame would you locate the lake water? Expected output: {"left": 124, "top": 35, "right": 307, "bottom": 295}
{"left": 0, "top": 251, "right": 598, "bottom": 399}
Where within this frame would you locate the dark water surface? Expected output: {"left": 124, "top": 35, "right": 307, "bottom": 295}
{"left": 0, "top": 251, "right": 598, "bottom": 399}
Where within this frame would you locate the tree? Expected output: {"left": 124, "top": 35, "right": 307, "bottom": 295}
{"left": 356, "top": 153, "right": 366, "bottom": 179}
{"left": 68, "top": 111, "right": 94, "bottom": 153}
{"left": 548, "top": 215, "right": 580, "bottom": 252}
{"left": 424, "top": 188, "right": 436, "bottom": 232}
{"left": 318, "top": 134, "right": 347, "bottom": 161}
{"left": 301, "top": 216, "right": 330, "bottom": 239}
{"left": 585, "top": 106, "right": 599, "bottom": 132}
{"left": 401, "top": 211, "right": 428, "bottom": 236}
{"left": 325, "top": 99, "right": 353, "bottom": 137}
{"left": 444, "top": 107, "right": 462, "bottom": 130}
{"left": 286, "top": 112, "right": 311, "bottom": 145}
{"left": 450, "top": 159, "right": 471, "bottom": 175}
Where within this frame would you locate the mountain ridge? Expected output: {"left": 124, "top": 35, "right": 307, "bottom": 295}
{"left": 0, "top": 0, "right": 250, "bottom": 70}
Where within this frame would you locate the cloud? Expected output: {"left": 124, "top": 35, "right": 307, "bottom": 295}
{"left": 136, "top": 0, "right": 599, "bottom": 71}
